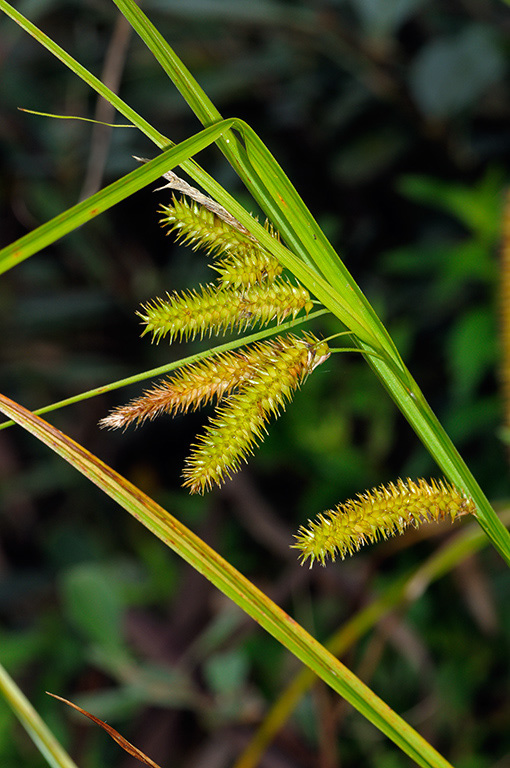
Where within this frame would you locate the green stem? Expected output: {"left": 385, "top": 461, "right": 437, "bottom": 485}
{"left": 0, "top": 310, "right": 328, "bottom": 431}
{"left": 362, "top": 348, "right": 510, "bottom": 565}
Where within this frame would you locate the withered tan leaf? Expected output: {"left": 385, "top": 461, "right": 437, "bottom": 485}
{"left": 47, "top": 693, "right": 162, "bottom": 768}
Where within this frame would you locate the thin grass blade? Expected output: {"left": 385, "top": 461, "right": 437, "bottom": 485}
{"left": 0, "top": 663, "right": 78, "bottom": 768}
{"left": 0, "top": 393, "right": 454, "bottom": 768}
{"left": 0, "top": 1, "right": 166, "bottom": 146}
{"left": 0, "top": 120, "right": 234, "bottom": 274}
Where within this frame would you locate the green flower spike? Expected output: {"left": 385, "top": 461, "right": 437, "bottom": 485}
{"left": 160, "top": 196, "right": 282, "bottom": 287}
{"left": 211, "top": 250, "right": 283, "bottom": 289}
{"left": 160, "top": 195, "right": 257, "bottom": 256}
{"left": 182, "top": 333, "right": 330, "bottom": 494}
{"left": 138, "top": 280, "right": 313, "bottom": 343}
{"left": 294, "top": 478, "right": 476, "bottom": 566}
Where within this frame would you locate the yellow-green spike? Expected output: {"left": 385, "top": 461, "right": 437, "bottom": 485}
{"left": 138, "top": 280, "right": 312, "bottom": 343}
{"left": 183, "top": 334, "right": 330, "bottom": 493}
{"left": 293, "top": 478, "right": 476, "bottom": 566}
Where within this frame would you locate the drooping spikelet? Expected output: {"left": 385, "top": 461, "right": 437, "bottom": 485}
{"left": 182, "top": 334, "right": 331, "bottom": 493}
{"left": 160, "top": 196, "right": 256, "bottom": 257}
{"left": 293, "top": 478, "right": 476, "bottom": 566}
{"left": 138, "top": 280, "right": 313, "bottom": 343}
{"left": 160, "top": 196, "right": 282, "bottom": 287}
{"left": 98, "top": 339, "right": 311, "bottom": 431}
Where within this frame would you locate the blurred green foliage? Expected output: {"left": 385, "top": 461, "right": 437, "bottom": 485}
{"left": 1, "top": 1, "right": 510, "bottom": 767}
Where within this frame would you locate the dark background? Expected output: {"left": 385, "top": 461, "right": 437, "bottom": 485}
{"left": 1, "top": 1, "right": 510, "bottom": 767}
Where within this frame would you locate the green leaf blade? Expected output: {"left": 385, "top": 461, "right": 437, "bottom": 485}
{"left": 0, "top": 121, "right": 234, "bottom": 275}
{"left": 0, "top": 393, "right": 454, "bottom": 768}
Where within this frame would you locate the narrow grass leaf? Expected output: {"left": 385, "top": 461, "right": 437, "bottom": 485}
{"left": 0, "top": 1, "right": 166, "bottom": 146}
{"left": 0, "top": 121, "right": 235, "bottom": 274}
{"left": 0, "top": 663, "right": 78, "bottom": 768}
{"left": 0, "top": 393, "right": 454, "bottom": 768}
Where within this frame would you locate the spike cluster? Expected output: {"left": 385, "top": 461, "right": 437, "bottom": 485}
{"left": 100, "top": 335, "right": 327, "bottom": 431}
{"left": 102, "top": 333, "right": 330, "bottom": 490}
{"left": 139, "top": 196, "right": 312, "bottom": 343}
{"left": 293, "top": 478, "right": 476, "bottom": 566}
{"left": 183, "top": 334, "right": 330, "bottom": 493}
{"left": 101, "top": 193, "right": 329, "bottom": 492}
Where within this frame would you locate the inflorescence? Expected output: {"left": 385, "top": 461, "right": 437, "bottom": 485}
{"left": 293, "top": 477, "right": 476, "bottom": 566}
{"left": 101, "top": 191, "right": 477, "bottom": 561}
{"left": 100, "top": 193, "right": 327, "bottom": 494}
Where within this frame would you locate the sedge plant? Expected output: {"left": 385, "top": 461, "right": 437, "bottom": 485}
{"left": 0, "top": 2, "right": 509, "bottom": 768}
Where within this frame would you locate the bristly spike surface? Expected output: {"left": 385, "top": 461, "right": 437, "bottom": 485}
{"left": 211, "top": 250, "right": 283, "bottom": 288}
{"left": 159, "top": 196, "right": 282, "bottom": 287}
{"left": 160, "top": 196, "right": 256, "bottom": 256}
{"left": 293, "top": 478, "right": 476, "bottom": 566}
{"left": 182, "top": 334, "right": 330, "bottom": 493}
{"left": 137, "top": 280, "right": 312, "bottom": 344}
{"left": 98, "top": 337, "right": 323, "bottom": 431}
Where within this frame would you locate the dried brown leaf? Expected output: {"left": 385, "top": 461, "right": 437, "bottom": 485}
{"left": 47, "top": 693, "right": 162, "bottom": 768}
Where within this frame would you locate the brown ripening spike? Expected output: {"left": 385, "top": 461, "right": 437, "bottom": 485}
{"left": 99, "top": 338, "right": 317, "bottom": 431}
